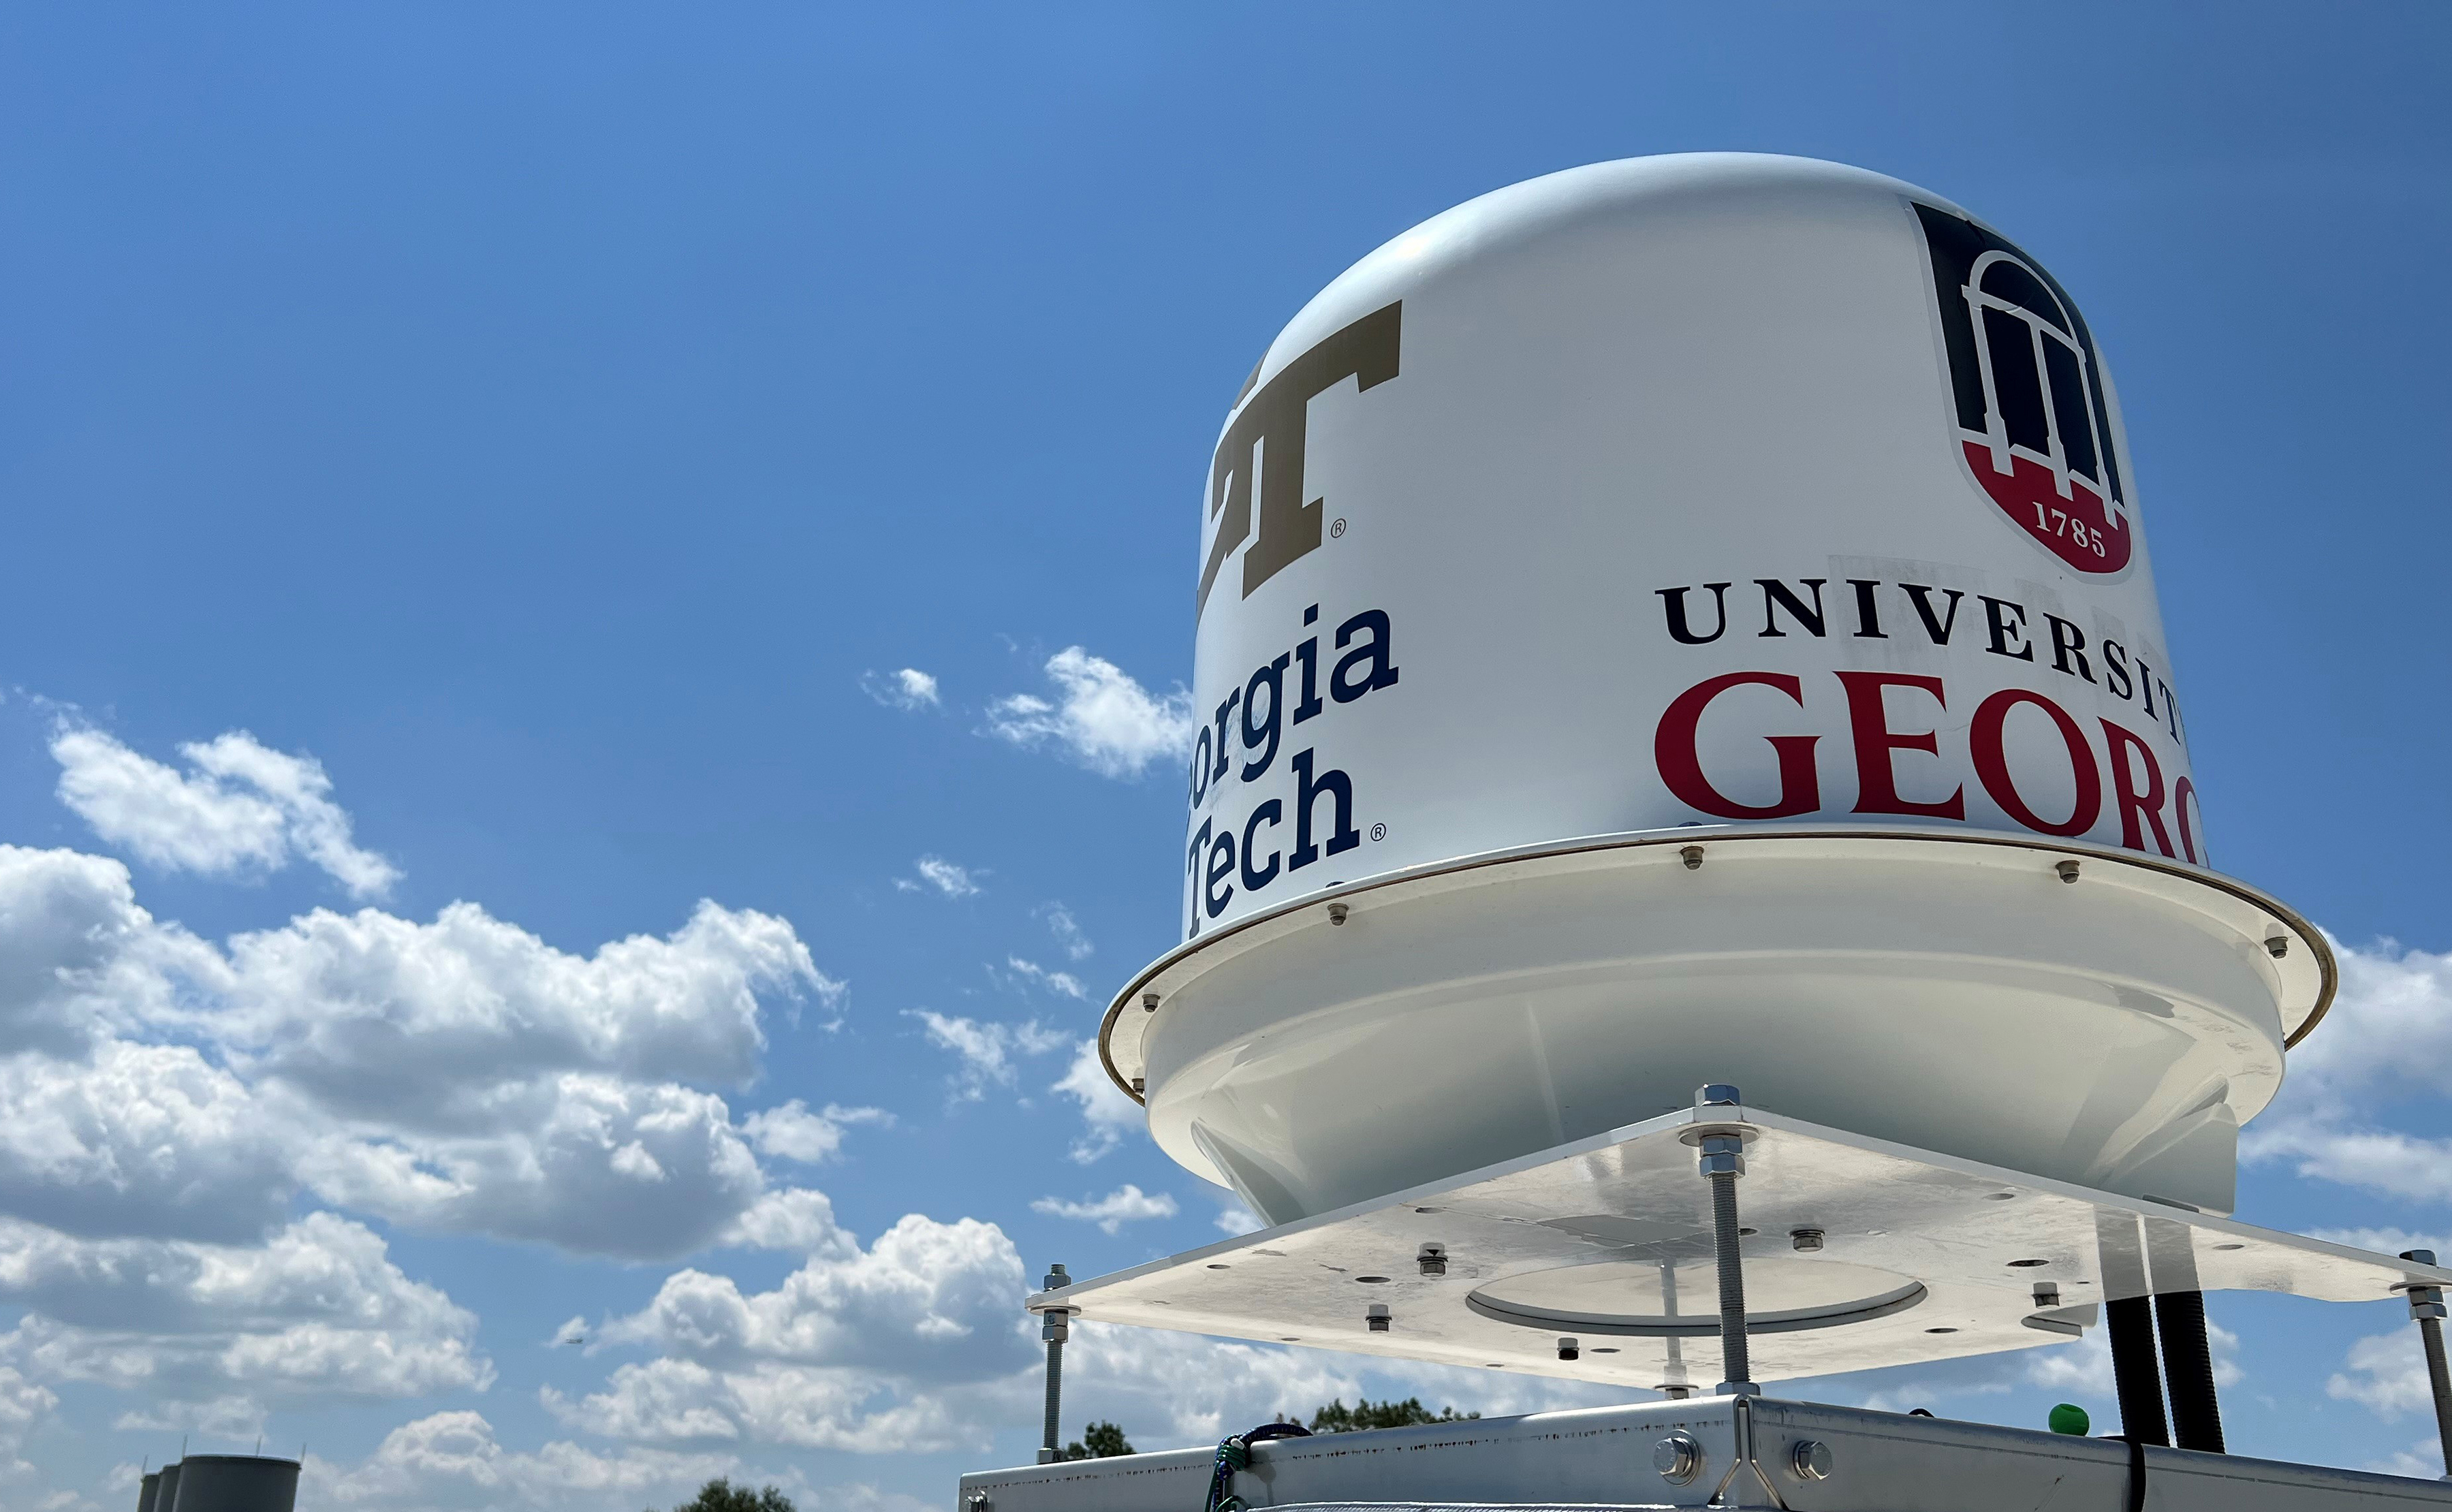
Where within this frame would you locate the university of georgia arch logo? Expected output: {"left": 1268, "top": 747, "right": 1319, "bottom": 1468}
{"left": 1913, "top": 203, "right": 2132, "bottom": 574}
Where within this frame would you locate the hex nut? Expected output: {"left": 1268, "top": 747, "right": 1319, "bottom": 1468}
{"left": 1366, "top": 1302, "right": 1392, "bottom": 1332}
{"left": 1653, "top": 1431, "right": 1703, "bottom": 1484}
{"left": 1327, "top": 902, "right": 1350, "bottom": 926}
{"left": 1417, "top": 1243, "right": 1447, "bottom": 1277}
{"left": 2266, "top": 935, "right": 2289, "bottom": 958}
{"left": 2056, "top": 859, "right": 2081, "bottom": 883}
{"left": 1791, "top": 1227, "right": 1825, "bottom": 1253}
{"left": 1680, "top": 845, "right": 1705, "bottom": 871}
{"left": 1556, "top": 1336, "right": 1579, "bottom": 1361}
{"left": 1791, "top": 1439, "right": 1835, "bottom": 1481}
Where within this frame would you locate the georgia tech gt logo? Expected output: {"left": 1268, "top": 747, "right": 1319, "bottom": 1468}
{"left": 1915, "top": 204, "right": 2132, "bottom": 575}
{"left": 1197, "top": 302, "right": 1402, "bottom": 616}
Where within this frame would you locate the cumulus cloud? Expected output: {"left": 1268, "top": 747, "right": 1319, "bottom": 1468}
{"left": 909, "top": 1012, "right": 1067, "bottom": 1103}
{"left": 1031, "top": 1184, "right": 1178, "bottom": 1234}
{"left": 561, "top": 1214, "right": 1034, "bottom": 1453}
{"left": 2242, "top": 940, "right": 2452, "bottom": 1206}
{"left": 742, "top": 1102, "right": 890, "bottom": 1165}
{"left": 1053, "top": 1039, "right": 1141, "bottom": 1164}
{"left": 897, "top": 856, "right": 981, "bottom": 898}
{"left": 988, "top": 648, "right": 1194, "bottom": 779}
{"left": 302, "top": 1410, "right": 834, "bottom": 1512}
{"left": 0, "top": 842, "right": 845, "bottom": 1262}
{"left": 860, "top": 669, "right": 941, "bottom": 712}
{"left": 0, "top": 1212, "right": 490, "bottom": 1430}
{"left": 52, "top": 726, "right": 400, "bottom": 897}
{"left": 2332, "top": 1328, "right": 2436, "bottom": 1419}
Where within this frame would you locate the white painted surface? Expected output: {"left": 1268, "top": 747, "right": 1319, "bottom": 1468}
{"left": 1136, "top": 155, "right": 2325, "bottom": 1225}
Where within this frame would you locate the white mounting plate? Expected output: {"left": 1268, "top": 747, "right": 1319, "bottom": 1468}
{"left": 1031, "top": 1105, "right": 2452, "bottom": 1389}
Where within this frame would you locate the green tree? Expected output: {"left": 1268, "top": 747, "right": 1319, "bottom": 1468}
{"left": 1308, "top": 1397, "right": 1479, "bottom": 1434}
{"left": 1057, "top": 1419, "right": 1135, "bottom": 1459}
{"left": 650, "top": 1477, "right": 796, "bottom": 1512}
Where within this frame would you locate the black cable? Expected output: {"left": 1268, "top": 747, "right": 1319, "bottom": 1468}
{"left": 2105, "top": 1296, "right": 2169, "bottom": 1447}
{"left": 2154, "top": 1290, "right": 2223, "bottom": 1453}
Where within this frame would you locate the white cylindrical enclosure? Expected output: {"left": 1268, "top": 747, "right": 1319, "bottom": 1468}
{"left": 1112, "top": 154, "right": 2330, "bottom": 1227}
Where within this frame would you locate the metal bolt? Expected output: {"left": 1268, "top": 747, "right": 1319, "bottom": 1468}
{"left": 1327, "top": 902, "right": 1350, "bottom": 926}
{"left": 2266, "top": 936, "right": 2289, "bottom": 959}
{"left": 1697, "top": 1083, "right": 1741, "bottom": 1107}
{"left": 1417, "top": 1243, "right": 1447, "bottom": 1277}
{"left": 1557, "top": 1336, "right": 1579, "bottom": 1361}
{"left": 1791, "top": 1228, "right": 1825, "bottom": 1253}
{"left": 1791, "top": 1440, "right": 1835, "bottom": 1481}
{"left": 1653, "top": 1431, "right": 1703, "bottom": 1484}
{"left": 1697, "top": 1132, "right": 1745, "bottom": 1178}
{"left": 967, "top": 1494, "right": 991, "bottom": 1511}
{"left": 2056, "top": 860, "right": 2081, "bottom": 883}
{"left": 1142, "top": 992, "right": 1159, "bottom": 1011}
{"left": 1680, "top": 845, "right": 1705, "bottom": 870}
{"left": 2033, "top": 1282, "right": 2062, "bottom": 1308}
{"left": 1130, "top": 1077, "right": 1144, "bottom": 1094}
{"left": 1366, "top": 1303, "right": 1391, "bottom": 1332}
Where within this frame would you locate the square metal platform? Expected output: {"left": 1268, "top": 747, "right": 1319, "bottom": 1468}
{"left": 1028, "top": 1103, "right": 2452, "bottom": 1387}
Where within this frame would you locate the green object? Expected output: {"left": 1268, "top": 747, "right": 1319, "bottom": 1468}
{"left": 2047, "top": 1402, "right": 2090, "bottom": 1436}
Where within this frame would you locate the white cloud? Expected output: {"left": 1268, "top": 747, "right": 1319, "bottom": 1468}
{"left": 2310, "top": 1227, "right": 2452, "bottom": 1259}
{"left": 0, "top": 844, "right": 845, "bottom": 1263}
{"left": 0, "top": 1212, "right": 490, "bottom": 1428}
{"left": 304, "top": 1411, "right": 785, "bottom": 1512}
{"left": 1041, "top": 904, "right": 1093, "bottom": 961}
{"left": 52, "top": 726, "right": 399, "bottom": 897}
{"left": 563, "top": 1214, "right": 1035, "bottom": 1453}
{"left": 2332, "top": 1328, "right": 2437, "bottom": 1418}
{"left": 900, "top": 856, "right": 981, "bottom": 898}
{"left": 995, "top": 956, "right": 1087, "bottom": 1001}
{"left": 861, "top": 668, "right": 941, "bottom": 712}
{"left": 1053, "top": 1039, "right": 1140, "bottom": 1164}
{"left": 2242, "top": 939, "right": 2452, "bottom": 1206}
{"left": 742, "top": 1101, "right": 890, "bottom": 1165}
{"left": 909, "top": 1012, "right": 1068, "bottom": 1103}
{"left": 988, "top": 648, "right": 1195, "bottom": 779}
{"left": 1214, "top": 1202, "right": 1264, "bottom": 1238}
{"left": 1031, "top": 1184, "right": 1178, "bottom": 1234}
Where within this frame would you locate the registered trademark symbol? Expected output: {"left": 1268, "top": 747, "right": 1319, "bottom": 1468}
{"left": 1369, "top": 822, "right": 1387, "bottom": 842}
{"left": 1330, "top": 518, "right": 1347, "bottom": 539}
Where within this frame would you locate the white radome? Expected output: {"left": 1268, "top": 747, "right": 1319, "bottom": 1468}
{"left": 1107, "top": 153, "right": 2329, "bottom": 1227}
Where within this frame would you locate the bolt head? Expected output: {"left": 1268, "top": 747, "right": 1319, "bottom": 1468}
{"left": 1327, "top": 902, "right": 1350, "bottom": 926}
{"left": 1653, "top": 1432, "right": 1703, "bottom": 1484}
{"left": 1556, "top": 1336, "right": 1579, "bottom": 1360}
{"left": 2404, "top": 1249, "right": 2440, "bottom": 1267}
{"left": 1791, "top": 1227, "right": 1825, "bottom": 1252}
{"left": 1696, "top": 1083, "right": 1741, "bottom": 1107}
{"left": 2265, "top": 935, "right": 2289, "bottom": 958}
{"left": 2056, "top": 859, "right": 2081, "bottom": 883}
{"left": 1791, "top": 1439, "right": 1835, "bottom": 1481}
{"left": 1680, "top": 845, "right": 1705, "bottom": 870}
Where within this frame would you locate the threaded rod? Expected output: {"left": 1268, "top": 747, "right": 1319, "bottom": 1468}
{"left": 1710, "top": 1170, "right": 1750, "bottom": 1386}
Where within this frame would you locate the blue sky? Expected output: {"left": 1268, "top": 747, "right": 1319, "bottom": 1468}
{"left": 0, "top": 4, "right": 2448, "bottom": 1507}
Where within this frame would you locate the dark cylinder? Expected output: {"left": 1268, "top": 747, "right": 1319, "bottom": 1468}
{"left": 137, "top": 1470, "right": 160, "bottom": 1512}
{"left": 2105, "top": 1295, "right": 2169, "bottom": 1446}
{"left": 153, "top": 1464, "right": 182, "bottom": 1512}
{"left": 159, "top": 1455, "right": 300, "bottom": 1512}
{"left": 2419, "top": 1317, "right": 2452, "bottom": 1472}
{"left": 2154, "top": 1290, "right": 2225, "bottom": 1452}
